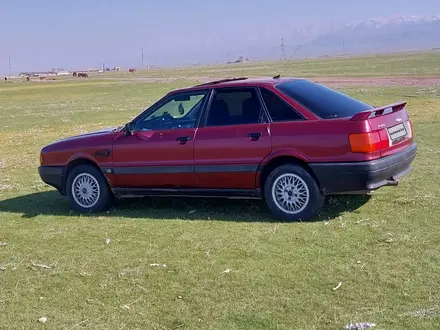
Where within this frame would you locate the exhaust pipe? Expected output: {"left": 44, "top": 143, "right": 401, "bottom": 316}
{"left": 386, "top": 179, "right": 399, "bottom": 186}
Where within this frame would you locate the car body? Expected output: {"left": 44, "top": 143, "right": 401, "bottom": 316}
{"left": 38, "top": 77, "right": 417, "bottom": 221}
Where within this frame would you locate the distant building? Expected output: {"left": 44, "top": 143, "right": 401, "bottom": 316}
{"left": 19, "top": 71, "right": 55, "bottom": 77}
{"left": 20, "top": 70, "right": 69, "bottom": 77}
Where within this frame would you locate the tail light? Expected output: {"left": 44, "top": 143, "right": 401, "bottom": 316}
{"left": 40, "top": 152, "right": 44, "bottom": 165}
{"left": 349, "top": 129, "right": 389, "bottom": 153}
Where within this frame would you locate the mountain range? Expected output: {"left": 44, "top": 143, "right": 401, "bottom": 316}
{"left": 243, "top": 15, "right": 440, "bottom": 60}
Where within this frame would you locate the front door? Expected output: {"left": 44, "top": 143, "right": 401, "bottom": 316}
{"left": 194, "top": 87, "right": 272, "bottom": 189}
{"left": 112, "top": 89, "right": 209, "bottom": 188}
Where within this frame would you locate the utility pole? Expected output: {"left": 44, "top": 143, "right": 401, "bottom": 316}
{"left": 280, "top": 37, "right": 286, "bottom": 60}
{"left": 8, "top": 56, "right": 11, "bottom": 77}
{"left": 141, "top": 47, "right": 144, "bottom": 69}
{"left": 102, "top": 61, "right": 105, "bottom": 71}
{"left": 287, "top": 46, "right": 300, "bottom": 62}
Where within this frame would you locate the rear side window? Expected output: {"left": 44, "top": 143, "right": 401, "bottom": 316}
{"left": 260, "top": 88, "right": 303, "bottom": 122}
{"left": 276, "top": 80, "right": 373, "bottom": 119}
{"left": 205, "top": 88, "right": 264, "bottom": 126}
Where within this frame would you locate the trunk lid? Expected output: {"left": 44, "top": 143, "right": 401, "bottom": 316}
{"left": 350, "top": 101, "right": 413, "bottom": 157}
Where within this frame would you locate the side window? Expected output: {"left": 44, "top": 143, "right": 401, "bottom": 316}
{"left": 135, "top": 91, "right": 208, "bottom": 131}
{"left": 205, "top": 88, "right": 264, "bottom": 127}
{"left": 260, "top": 88, "right": 303, "bottom": 122}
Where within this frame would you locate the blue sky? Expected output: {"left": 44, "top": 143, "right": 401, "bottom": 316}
{"left": 2, "top": 0, "right": 440, "bottom": 75}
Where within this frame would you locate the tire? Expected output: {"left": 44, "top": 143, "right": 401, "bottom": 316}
{"left": 65, "top": 164, "right": 113, "bottom": 213}
{"left": 263, "top": 164, "right": 324, "bottom": 222}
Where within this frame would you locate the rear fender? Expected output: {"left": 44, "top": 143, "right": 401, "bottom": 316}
{"left": 255, "top": 149, "right": 310, "bottom": 188}
{"left": 258, "top": 149, "right": 309, "bottom": 169}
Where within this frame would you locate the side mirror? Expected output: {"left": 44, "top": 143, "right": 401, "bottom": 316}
{"left": 124, "top": 122, "right": 135, "bottom": 136}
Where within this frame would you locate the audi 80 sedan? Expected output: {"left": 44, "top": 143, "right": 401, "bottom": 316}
{"left": 38, "top": 77, "right": 416, "bottom": 221}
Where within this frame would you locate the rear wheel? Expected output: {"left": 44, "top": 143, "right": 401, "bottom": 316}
{"left": 66, "top": 165, "right": 113, "bottom": 213}
{"left": 263, "top": 164, "right": 324, "bottom": 221}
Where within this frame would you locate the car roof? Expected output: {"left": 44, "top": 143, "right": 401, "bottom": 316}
{"left": 171, "top": 77, "right": 300, "bottom": 93}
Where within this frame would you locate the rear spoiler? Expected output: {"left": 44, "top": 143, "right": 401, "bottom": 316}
{"left": 350, "top": 101, "right": 407, "bottom": 121}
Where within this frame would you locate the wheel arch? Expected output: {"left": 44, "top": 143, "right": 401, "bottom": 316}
{"left": 62, "top": 158, "right": 103, "bottom": 194}
{"left": 259, "top": 155, "right": 321, "bottom": 193}
{"left": 64, "top": 157, "right": 114, "bottom": 213}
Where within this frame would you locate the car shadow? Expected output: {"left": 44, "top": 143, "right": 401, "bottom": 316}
{"left": 0, "top": 191, "right": 372, "bottom": 223}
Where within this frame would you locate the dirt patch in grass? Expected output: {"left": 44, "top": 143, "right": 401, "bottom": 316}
{"left": 198, "top": 75, "right": 440, "bottom": 87}
{"left": 100, "top": 77, "right": 189, "bottom": 83}
{"left": 196, "top": 75, "right": 440, "bottom": 88}
{"left": 0, "top": 184, "right": 13, "bottom": 191}
{"left": 101, "top": 75, "right": 440, "bottom": 88}
{"left": 310, "top": 76, "right": 440, "bottom": 88}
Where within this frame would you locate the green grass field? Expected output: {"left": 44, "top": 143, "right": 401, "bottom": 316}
{"left": 1, "top": 53, "right": 440, "bottom": 329}
{"left": 102, "top": 51, "right": 440, "bottom": 79}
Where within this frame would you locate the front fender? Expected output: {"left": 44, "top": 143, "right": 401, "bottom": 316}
{"left": 66, "top": 152, "right": 99, "bottom": 166}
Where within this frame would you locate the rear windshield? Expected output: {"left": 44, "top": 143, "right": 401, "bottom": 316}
{"left": 275, "top": 80, "right": 374, "bottom": 119}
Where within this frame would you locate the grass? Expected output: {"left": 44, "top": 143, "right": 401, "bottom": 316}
{"left": 1, "top": 54, "right": 440, "bottom": 329}
{"left": 99, "top": 51, "right": 440, "bottom": 79}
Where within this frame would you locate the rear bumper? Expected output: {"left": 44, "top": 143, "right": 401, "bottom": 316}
{"left": 38, "top": 166, "right": 65, "bottom": 194}
{"left": 309, "top": 142, "right": 417, "bottom": 195}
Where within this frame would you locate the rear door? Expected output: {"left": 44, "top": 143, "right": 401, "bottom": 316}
{"left": 194, "top": 87, "right": 272, "bottom": 189}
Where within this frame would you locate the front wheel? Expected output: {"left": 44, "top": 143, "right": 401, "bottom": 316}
{"left": 263, "top": 164, "right": 324, "bottom": 221}
{"left": 66, "top": 165, "right": 113, "bottom": 213}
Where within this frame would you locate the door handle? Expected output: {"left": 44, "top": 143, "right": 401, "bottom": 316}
{"left": 176, "top": 136, "right": 191, "bottom": 144}
{"left": 248, "top": 132, "right": 262, "bottom": 141}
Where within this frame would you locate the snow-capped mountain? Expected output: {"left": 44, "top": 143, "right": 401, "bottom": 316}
{"left": 345, "top": 15, "right": 440, "bottom": 29}
{"left": 295, "top": 15, "right": 440, "bottom": 57}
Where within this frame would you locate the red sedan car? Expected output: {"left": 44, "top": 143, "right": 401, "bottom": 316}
{"left": 38, "top": 77, "right": 416, "bottom": 221}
